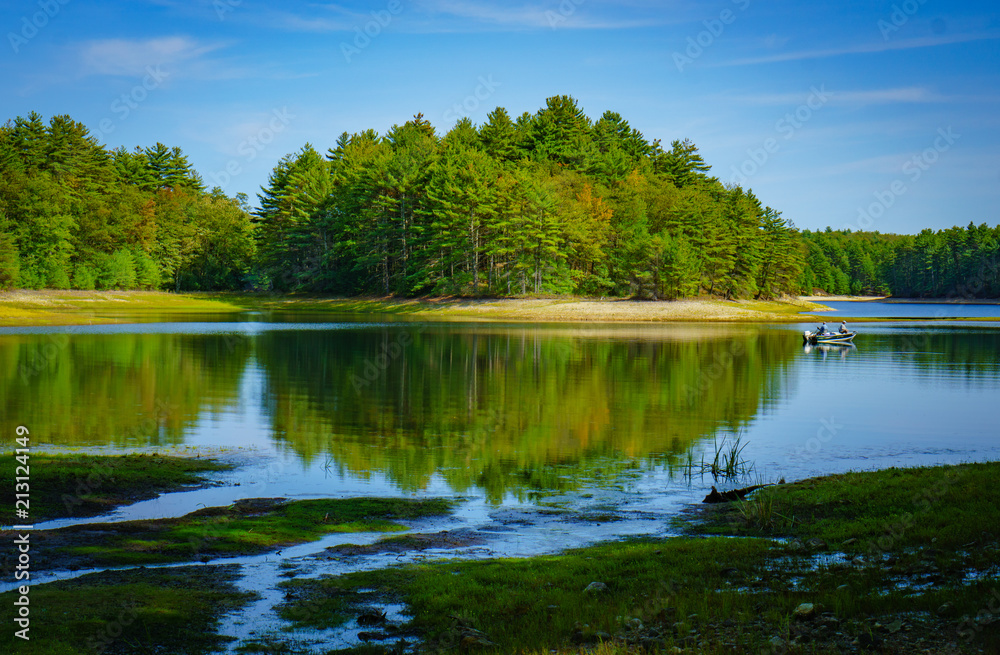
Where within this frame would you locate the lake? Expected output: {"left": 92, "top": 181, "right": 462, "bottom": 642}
{"left": 4, "top": 305, "right": 999, "bottom": 648}
{"left": 809, "top": 299, "right": 1000, "bottom": 319}
{"left": 3, "top": 308, "right": 999, "bottom": 525}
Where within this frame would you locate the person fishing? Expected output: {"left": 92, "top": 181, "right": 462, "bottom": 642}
{"left": 816, "top": 321, "right": 828, "bottom": 335}
{"left": 839, "top": 321, "right": 849, "bottom": 334}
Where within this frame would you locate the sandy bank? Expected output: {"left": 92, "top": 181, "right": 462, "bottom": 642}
{"left": 0, "top": 291, "right": 828, "bottom": 325}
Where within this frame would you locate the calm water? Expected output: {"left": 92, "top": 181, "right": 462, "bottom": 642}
{"left": 812, "top": 300, "right": 1000, "bottom": 319}
{"left": 4, "top": 313, "right": 999, "bottom": 648}
{"left": 3, "top": 315, "right": 998, "bottom": 506}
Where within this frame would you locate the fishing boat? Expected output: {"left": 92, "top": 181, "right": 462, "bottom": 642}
{"left": 802, "top": 329, "right": 857, "bottom": 344}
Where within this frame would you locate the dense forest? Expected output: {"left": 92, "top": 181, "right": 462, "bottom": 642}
{"left": 0, "top": 112, "right": 254, "bottom": 292}
{"left": 802, "top": 224, "right": 1000, "bottom": 299}
{"left": 255, "top": 97, "right": 802, "bottom": 299}
{"left": 1, "top": 99, "right": 997, "bottom": 298}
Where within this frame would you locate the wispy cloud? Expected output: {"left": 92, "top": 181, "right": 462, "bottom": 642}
{"left": 79, "top": 37, "right": 227, "bottom": 77}
{"left": 715, "top": 32, "right": 1000, "bottom": 67}
{"left": 269, "top": 0, "right": 667, "bottom": 34}
{"left": 733, "top": 87, "right": 952, "bottom": 107}
{"left": 730, "top": 86, "right": 1000, "bottom": 108}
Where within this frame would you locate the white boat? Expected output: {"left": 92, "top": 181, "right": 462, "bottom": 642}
{"left": 803, "top": 330, "right": 856, "bottom": 344}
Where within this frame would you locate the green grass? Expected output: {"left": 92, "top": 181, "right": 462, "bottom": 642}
{"left": 692, "top": 462, "right": 998, "bottom": 552}
{"left": 720, "top": 297, "right": 828, "bottom": 316}
{"left": 0, "top": 565, "right": 256, "bottom": 655}
{"left": 0, "top": 290, "right": 247, "bottom": 326}
{"left": 51, "top": 497, "right": 454, "bottom": 567}
{"left": 281, "top": 462, "right": 1000, "bottom": 653}
{"left": 1, "top": 289, "right": 836, "bottom": 326}
{"left": 0, "top": 453, "right": 231, "bottom": 521}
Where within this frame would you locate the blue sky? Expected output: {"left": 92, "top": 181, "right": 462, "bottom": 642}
{"left": 2, "top": 0, "right": 997, "bottom": 234}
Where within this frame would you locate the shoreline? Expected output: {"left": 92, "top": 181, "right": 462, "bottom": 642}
{"left": 2, "top": 290, "right": 998, "bottom": 328}
{"left": 5, "top": 454, "right": 993, "bottom": 653}
{"left": 0, "top": 290, "right": 829, "bottom": 326}
{"left": 801, "top": 294, "right": 1000, "bottom": 305}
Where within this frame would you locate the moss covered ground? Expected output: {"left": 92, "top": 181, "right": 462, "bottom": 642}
{"left": 23, "top": 497, "right": 454, "bottom": 569}
{"left": 280, "top": 462, "right": 1000, "bottom": 654}
{"left": 0, "top": 452, "right": 231, "bottom": 521}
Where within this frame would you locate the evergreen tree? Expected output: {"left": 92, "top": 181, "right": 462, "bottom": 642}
{"left": 528, "top": 95, "right": 594, "bottom": 169}
{"left": 478, "top": 107, "right": 520, "bottom": 163}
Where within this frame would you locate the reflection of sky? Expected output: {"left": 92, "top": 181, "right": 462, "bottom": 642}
{"left": 806, "top": 300, "right": 1000, "bottom": 319}
{"left": 742, "top": 325, "right": 1000, "bottom": 484}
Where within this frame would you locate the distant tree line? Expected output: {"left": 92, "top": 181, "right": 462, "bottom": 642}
{"left": 0, "top": 112, "right": 254, "bottom": 291}
{"left": 1, "top": 101, "right": 996, "bottom": 299}
{"left": 801, "top": 224, "right": 1000, "bottom": 298}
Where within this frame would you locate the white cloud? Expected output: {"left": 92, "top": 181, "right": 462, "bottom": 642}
{"left": 79, "top": 36, "right": 226, "bottom": 77}
{"left": 269, "top": 0, "right": 668, "bottom": 34}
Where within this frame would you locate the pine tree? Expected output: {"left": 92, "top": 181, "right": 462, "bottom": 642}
{"left": 528, "top": 95, "right": 594, "bottom": 169}
{"left": 478, "top": 107, "right": 520, "bottom": 164}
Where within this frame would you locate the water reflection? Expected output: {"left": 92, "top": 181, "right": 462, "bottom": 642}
{"left": 254, "top": 325, "right": 797, "bottom": 500}
{"left": 2, "top": 321, "right": 998, "bottom": 501}
{"left": 0, "top": 331, "right": 251, "bottom": 447}
{"left": 803, "top": 343, "right": 856, "bottom": 360}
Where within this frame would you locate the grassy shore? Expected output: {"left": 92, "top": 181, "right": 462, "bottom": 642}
{"left": 1, "top": 565, "right": 257, "bottom": 655}
{"left": 0, "top": 289, "right": 828, "bottom": 326}
{"left": 0, "top": 289, "right": 248, "bottom": 326}
{"left": 1, "top": 458, "right": 997, "bottom": 653}
{"left": 281, "top": 461, "right": 1000, "bottom": 654}
{"left": 0, "top": 453, "right": 231, "bottom": 522}
{"left": 16, "top": 496, "right": 454, "bottom": 570}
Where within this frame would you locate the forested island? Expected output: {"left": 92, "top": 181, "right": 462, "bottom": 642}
{"left": 1, "top": 98, "right": 997, "bottom": 299}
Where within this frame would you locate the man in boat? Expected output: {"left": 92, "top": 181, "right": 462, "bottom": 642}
{"left": 816, "top": 322, "right": 828, "bottom": 335}
{"left": 839, "top": 321, "right": 849, "bottom": 334}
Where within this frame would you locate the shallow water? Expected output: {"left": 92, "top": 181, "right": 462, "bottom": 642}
{"left": 2, "top": 313, "right": 998, "bottom": 648}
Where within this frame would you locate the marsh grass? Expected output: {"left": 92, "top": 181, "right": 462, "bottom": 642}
{"left": 52, "top": 497, "right": 453, "bottom": 568}
{"left": 0, "top": 453, "right": 231, "bottom": 521}
{"left": 683, "top": 432, "right": 753, "bottom": 480}
{"left": 0, "top": 565, "right": 256, "bottom": 655}
{"left": 283, "top": 462, "right": 1000, "bottom": 654}
{"left": 735, "top": 489, "right": 789, "bottom": 532}
{"left": 694, "top": 462, "right": 997, "bottom": 550}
